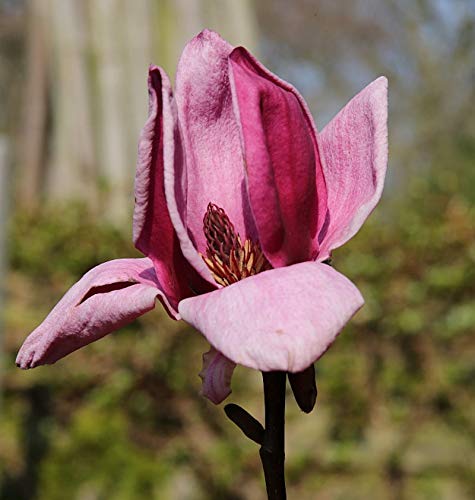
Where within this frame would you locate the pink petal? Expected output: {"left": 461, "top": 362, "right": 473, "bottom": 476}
{"left": 178, "top": 262, "right": 364, "bottom": 372}
{"left": 133, "top": 66, "right": 214, "bottom": 306}
{"left": 16, "top": 258, "right": 165, "bottom": 369}
{"left": 318, "top": 77, "right": 388, "bottom": 260}
{"left": 199, "top": 346, "right": 236, "bottom": 404}
{"left": 173, "top": 29, "right": 258, "bottom": 255}
{"left": 228, "top": 47, "right": 327, "bottom": 267}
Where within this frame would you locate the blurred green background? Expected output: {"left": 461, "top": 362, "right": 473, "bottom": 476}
{"left": 0, "top": 1, "right": 474, "bottom": 499}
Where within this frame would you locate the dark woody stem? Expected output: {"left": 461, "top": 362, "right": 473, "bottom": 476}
{"left": 260, "top": 371, "right": 287, "bottom": 499}
{"left": 204, "top": 204, "right": 286, "bottom": 497}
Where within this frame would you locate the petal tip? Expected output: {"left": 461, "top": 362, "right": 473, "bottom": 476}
{"left": 360, "top": 76, "right": 388, "bottom": 111}
{"left": 15, "top": 358, "right": 28, "bottom": 370}
{"left": 16, "top": 345, "right": 38, "bottom": 370}
{"left": 372, "top": 76, "right": 389, "bottom": 108}
{"left": 375, "top": 75, "right": 388, "bottom": 87}
{"left": 196, "top": 28, "right": 216, "bottom": 39}
{"left": 189, "top": 28, "right": 229, "bottom": 50}
{"left": 179, "top": 28, "right": 233, "bottom": 68}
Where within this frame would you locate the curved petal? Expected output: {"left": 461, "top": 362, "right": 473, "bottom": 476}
{"left": 228, "top": 47, "right": 327, "bottom": 267}
{"left": 199, "top": 346, "right": 236, "bottom": 404}
{"left": 178, "top": 262, "right": 364, "bottom": 372}
{"left": 133, "top": 66, "right": 214, "bottom": 304}
{"left": 318, "top": 77, "right": 388, "bottom": 260}
{"left": 173, "top": 29, "right": 258, "bottom": 255}
{"left": 16, "top": 258, "right": 164, "bottom": 369}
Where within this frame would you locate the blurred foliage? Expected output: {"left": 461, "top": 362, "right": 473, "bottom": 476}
{"left": 1, "top": 163, "right": 474, "bottom": 499}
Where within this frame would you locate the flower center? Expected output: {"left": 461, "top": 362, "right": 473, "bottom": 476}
{"left": 202, "top": 203, "right": 271, "bottom": 287}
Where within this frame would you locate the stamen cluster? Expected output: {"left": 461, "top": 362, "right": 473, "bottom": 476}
{"left": 202, "top": 203, "right": 271, "bottom": 287}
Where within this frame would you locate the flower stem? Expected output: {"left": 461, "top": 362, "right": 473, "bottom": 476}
{"left": 260, "top": 371, "right": 287, "bottom": 499}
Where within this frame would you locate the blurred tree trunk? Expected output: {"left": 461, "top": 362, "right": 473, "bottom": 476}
{"left": 19, "top": 0, "right": 49, "bottom": 206}
{"left": 90, "top": 0, "right": 153, "bottom": 221}
{"left": 48, "top": 0, "right": 155, "bottom": 220}
{"left": 47, "top": 0, "right": 96, "bottom": 206}
{"left": 17, "top": 0, "right": 258, "bottom": 224}
{"left": 0, "top": 136, "right": 10, "bottom": 412}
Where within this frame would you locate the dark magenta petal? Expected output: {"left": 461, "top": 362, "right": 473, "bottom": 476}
{"left": 229, "top": 47, "right": 327, "bottom": 267}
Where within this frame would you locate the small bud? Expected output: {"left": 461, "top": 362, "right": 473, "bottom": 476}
{"left": 288, "top": 364, "right": 317, "bottom": 413}
{"left": 224, "top": 403, "right": 265, "bottom": 445}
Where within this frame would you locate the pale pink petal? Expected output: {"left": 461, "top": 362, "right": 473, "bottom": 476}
{"left": 133, "top": 66, "right": 214, "bottom": 304}
{"left": 179, "top": 262, "right": 364, "bottom": 372}
{"left": 318, "top": 77, "right": 388, "bottom": 260}
{"left": 16, "top": 258, "right": 165, "bottom": 369}
{"left": 199, "top": 346, "right": 236, "bottom": 404}
{"left": 229, "top": 47, "right": 327, "bottom": 267}
{"left": 158, "top": 69, "right": 216, "bottom": 286}
{"left": 173, "top": 29, "right": 258, "bottom": 255}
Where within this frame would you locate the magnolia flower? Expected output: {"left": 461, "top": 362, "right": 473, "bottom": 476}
{"left": 16, "top": 30, "right": 388, "bottom": 405}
